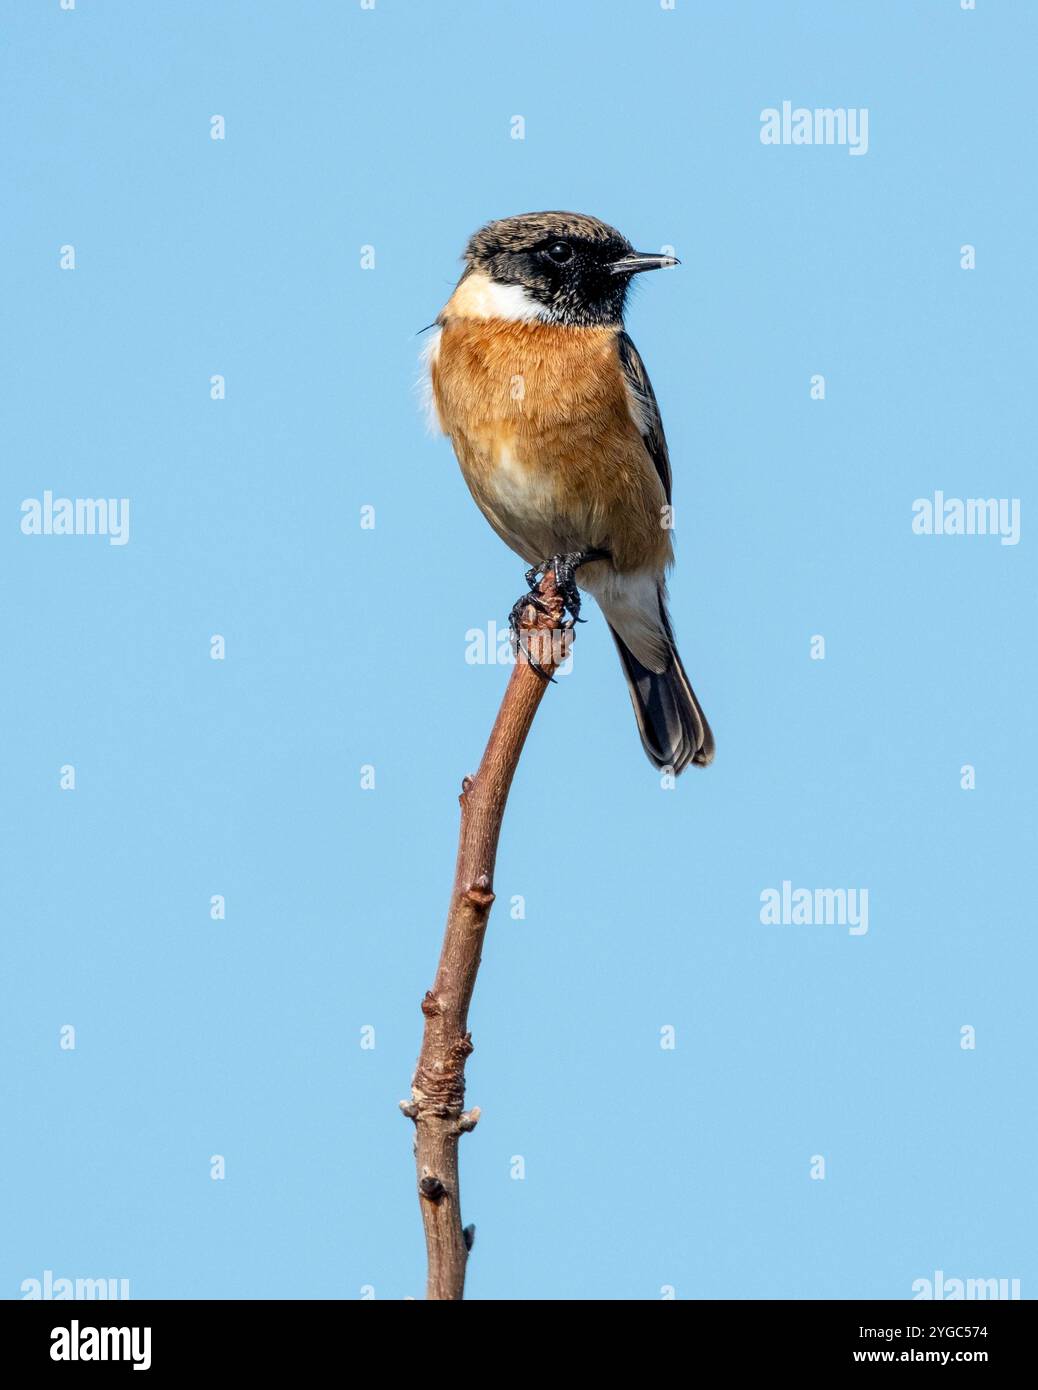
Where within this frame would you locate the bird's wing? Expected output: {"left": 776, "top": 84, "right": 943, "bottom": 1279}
{"left": 615, "top": 330, "right": 672, "bottom": 506}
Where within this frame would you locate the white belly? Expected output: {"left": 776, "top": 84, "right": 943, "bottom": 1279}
{"left": 467, "top": 439, "right": 566, "bottom": 564}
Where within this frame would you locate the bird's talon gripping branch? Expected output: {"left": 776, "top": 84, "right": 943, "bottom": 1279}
{"left": 522, "top": 649, "right": 556, "bottom": 684}
{"left": 508, "top": 590, "right": 549, "bottom": 624}
{"left": 549, "top": 552, "right": 585, "bottom": 625}
{"left": 508, "top": 590, "right": 556, "bottom": 681}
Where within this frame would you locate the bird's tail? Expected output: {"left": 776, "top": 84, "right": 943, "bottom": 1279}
{"left": 601, "top": 581, "right": 714, "bottom": 774}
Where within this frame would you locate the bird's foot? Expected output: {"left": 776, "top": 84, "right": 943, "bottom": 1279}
{"left": 508, "top": 590, "right": 556, "bottom": 682}
{"left": 553, "top": 553, "right": 586, "bottom": 627}
{"left": 527, "top": 549, "right": 609, "bottom": 627}
{"left": 511, "top": 550, "right": 608, "bottom": 678}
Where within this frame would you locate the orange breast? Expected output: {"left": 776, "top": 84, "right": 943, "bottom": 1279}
{"left": 431, "top": 319, "right": 671, "bottom": 573}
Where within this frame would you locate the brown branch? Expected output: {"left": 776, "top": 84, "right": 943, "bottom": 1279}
{"left": 401, "top": 569, "right": 570, "bottom": 1300}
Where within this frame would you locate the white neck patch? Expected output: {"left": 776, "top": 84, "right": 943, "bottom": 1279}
{"left": 445, "top": 270, "right": 546, "bottom": 322}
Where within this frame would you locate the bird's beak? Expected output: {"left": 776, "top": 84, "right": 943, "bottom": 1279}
{"left": 609, "top": 250, "right": 680, "bottom": 276}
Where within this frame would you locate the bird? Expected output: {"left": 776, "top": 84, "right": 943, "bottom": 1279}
{"left": 424, "top": 211, "right": 714, "bottom": 774}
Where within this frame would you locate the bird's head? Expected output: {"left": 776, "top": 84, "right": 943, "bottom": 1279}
{"left": 461, "top": 211, "right": 678, "bottom": 327}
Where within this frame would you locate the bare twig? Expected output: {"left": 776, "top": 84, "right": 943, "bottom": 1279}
{"left": 401, "top": 569, "right": 570, "bottom": 1300}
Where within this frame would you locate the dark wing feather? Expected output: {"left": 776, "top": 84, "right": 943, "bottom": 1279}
{"left": 616, "top": 330, "right": 672, "bottom": 506}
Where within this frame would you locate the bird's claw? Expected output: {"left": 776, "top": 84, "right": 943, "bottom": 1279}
{"left": 551, "top": 552, "right": 588, "bottom": 626}
{"left": 510, "top": 549, "right": 606, "bottom": 676}
{"left": 508, "top": 591, "right": 556, "bottom": 682}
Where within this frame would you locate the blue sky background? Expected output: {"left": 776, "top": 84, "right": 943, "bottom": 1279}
{"left": 1, "top": 0, "right": 1035, "bottom": 1300}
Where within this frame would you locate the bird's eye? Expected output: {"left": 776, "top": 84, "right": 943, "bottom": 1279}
{"left": 545, "top": 241, "right": 573, "bottom": 264}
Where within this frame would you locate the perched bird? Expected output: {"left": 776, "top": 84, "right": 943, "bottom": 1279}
{"left": 425, "top": 211, "right": 714, "bottom": 773}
